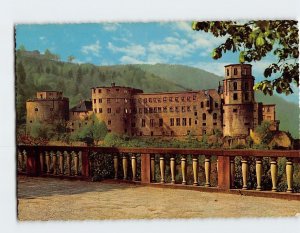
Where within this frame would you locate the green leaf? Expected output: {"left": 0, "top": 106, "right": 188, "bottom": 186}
{"left": 239, "top": 51, "right": 245, "bottom": 63}
{"left": 256, "top": 36, "right": 265, "bottom": 46}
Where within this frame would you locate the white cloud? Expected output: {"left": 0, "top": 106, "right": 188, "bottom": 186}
{"left": 108, "top": 42, "right": 146, "bottom": 57}
{"left": 39, "top": 36, "right": 45, "bottom": 41}
{"left": 81, "top": 40, "right": 101, "bottom": 56}
{"left": 120, "top": 56, "right": 145, "bottom": 64}
{"left": 102, "top": 23, "right": 120, "bottom": 31}
{"left": 191, "top": 61, "right": 228, "bottom": 76}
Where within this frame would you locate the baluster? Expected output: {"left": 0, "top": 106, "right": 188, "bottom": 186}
{"left": 113, "top": 154, "right": 118, "bottom": 179}
{"left": 270, "top": 157, "right": 278, "bottom": 192}
{"left": 286, "top": 158, "right": 293, "bottom": 193}
{"left": 66, "top": 151, "right": 71, "bottom": 175}
{"left": 23, "top": 150, "right": 27, "bottom": 171}
{"left": 181, "top": 155, "right": 187, "bottom": 185}
{"left": 18, "top": 150, "right": 23, "bottom": 172}
{"left": 192, "top": 155, "right": 198, "bottom": 186}
{"left": 58, "top": 151, "right": 64, "bottom": 175}
{"left": 122, "top": 154, "right": 128, "bottom": 180}
{"left": 74, "top": 151, "right": 79, "bottom": 176}
{"left": 39, "top": 151, "right": 44, "bottom": 173}
{"left": 230, "top": 157, "right": 235, "bottom": 188}
{"left": 170, "top": 156, "right": 175, "bottom": 184}
{"left": 45, "top": 151, "right": 50, "bottom": 174}
{"left": 150, "top": 154, "right": 155, "bottom": 182}
{"left": 241, "top": 157, "right": 248, "bottom": 190}
{"left": 159, "top": 155, "right": 165, "bottom": 183}
{"left": 256, "top": 158, "right": 263, "bottom": 191}
{"left": 51, "top": 151, "right": 57, "bottom": 175}
{"left": 131, "top": 154, "right": 137, "bottom": 181}
{"left": 205, "top": 156, "right": 211, "bottom": 187}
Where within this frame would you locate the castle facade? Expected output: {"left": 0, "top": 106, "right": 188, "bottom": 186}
{"left": 26, "top": 64, "right": 279, "bottom": 138}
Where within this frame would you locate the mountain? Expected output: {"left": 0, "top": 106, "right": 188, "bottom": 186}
{"left": 16, "top": 50, "right": 299, "bottom": 138}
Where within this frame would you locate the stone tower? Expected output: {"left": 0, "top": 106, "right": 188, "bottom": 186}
{"left": 222, "top": 64, "right": 255, "bottom": 137}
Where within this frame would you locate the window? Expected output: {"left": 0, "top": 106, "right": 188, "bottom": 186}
{"left": 149, "top": 98, "right": 152, "bottom": 103}
{"left": 144, "top": 108, "right": 148, "bottom": 113}
{"left": 243, "top": 69, "right": 247, "bottom": 75}
{"left": 201, "top": 102, "right": 204, "bottom": 108}
{"left": 203, "top": 129, "right": 207, "bottom": 135}
{"left": 193, "top": 105, "right": 197, "bottom": 111}
{"left": 206, "top": 100, "right": 210, "bottom": 107}
{"left": 116, "top": 88, "right": 119, "bottom": 92}
{"left": 176, "top": 118, "right": 180, "bottom": 126}
{"left": 139, "top": 108, "right": 142, "bottom": 114}
{"left": 245, "top": 93, "right": 249, "bottom": 101}
{"left": 169, "top": 97, "right": 173, "bottom": 102}
{"left": 99, "top": 98, "right": 102, "bottom": 103}
{"left": 150, "top": 119, "right": 154, "bottom": 127}
{"left": 93, "top": 99, "right": 96, "bottom": 104}
{"left": 93, "top": 89, "right": 96, "bottom": 94}
{"left": 202, "top": 123, "right": 206, "bottom": 126}
{"left": 233, "top": 82, "right": 238, "bottom": 91}
{"left": 193, "top": 95, "right": 196, "bottom": 101}
{"left": 202, "top": 113, "right": 206, "bottom": 121}
{"left": 94, "top": 108, "right": 97, "bottom": 113}
{"left": 189, "top": 118, "right": 192, "bottom": 126}
{"left": 267, "top": 107, "right": 270, "bottom": 112}
{"left": 213, "top": 113, "right": 217, "bottom": 120}
{"left": 98, "top": 89, "right": 101, "bottom": 93}
{"left": 143, "top": 98, "right": 147, "bottom": 103}
{"left": 107, "top": 98, "right": 111, "bottom": 104}
{"left": 182, "top": 118, "right": 187, "bottom": 126}
{"left": 234, "top": 68, "right": 237, "bottom": 75}
{"left": 227, "top": 69, "right": 229, "bottom": 76}
{"left": 163, "top": 107, "right": 167, "bottom": 113}
{"left": 215, "top": 102, "right": 219, "bottom": 108}
{"left": 195, "top": 120, "right": 198, "bottom": 125}
{"left": 142, "top": 119, "right": 146, "bottom": 127}
{"left": 163, "top": 97, "right": 167, "bottom": 102}
{"left": 182, "top": 106, "right": 185, "bottom": 112}
{"left": 169, "top": 107, "right": 174, "bottom": 112}
{"left": 157, "top": 98, "right": 161, "bottom": 103}
{"left": 159, "top": 118, "right": 163, "bottom": 127}
{"left": 187, "top": 130, "right": 190, "bottom": 135}
{"left": 181, "top": 96, "right": 185, "bottom": 102}
{"left": 233, "top": 93, "right": 238, "bottom": 100}
{"left": 175, "top": 97, "right": 179, "bottom": 102}
{"left": 140, "top": 132, "right": 143, "bottom": 136}
{"left": 153, "top": 98, "right": 157, "bottom": 103}
{"left": 245, "top": 82, "right": 249, "bottom": 90}
{"left": 175, "top": 106, "right": 179, "bottom": 112}
{"left": 30, "top": 120, "right": 33, "bottom": 123}
{"left": 233, "top": 109, "right": 238, "bottom": 113}
{"left": 170, "top": 118, "right": 174, "bottom": 126}
{"left": 213, "top": 122, "right": 217, "bottom": 126}
{"left": 149, "top": 107, "right": 153, "bottom": 113}
{"left": 187, "top": 106, "right": 191, "bottom": 112}
{"left": 151, "top": 131, "right": 154, "bottom": 136}
{"left": 108, "top": 120, "right": 111, "bottom": 125}
{"left": 194, "top": 111, "right": 198, "bottom": 116}
{"left": 99, "top": 108, "right": 102, "bottom": 113}
{"left": 154, "top": 107, "right": 157, "bottom": 113}
{"left": 187, "top": 96, "right": 191, "bottom": 102}
{"left": 158, "top": 107, "right": 162, "bottom": 113}
{"left": 138, "top": 98, "right": 142, "bottom": 103}
{"left": 107, "top": 108, "right": 111, "bottom": 113}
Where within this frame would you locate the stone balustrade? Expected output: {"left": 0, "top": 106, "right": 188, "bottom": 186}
{"left": 17, "top": 145, "right": 300, "bottom": 199}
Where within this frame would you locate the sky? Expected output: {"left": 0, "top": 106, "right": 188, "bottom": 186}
{"left": 15, "top": 22, "right": 299, "bottom": 103}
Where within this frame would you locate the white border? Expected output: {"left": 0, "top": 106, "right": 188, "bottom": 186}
{"left": 0, "top": 0, "right": 299, "bottom": 232}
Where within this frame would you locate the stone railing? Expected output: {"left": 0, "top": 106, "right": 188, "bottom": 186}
{"left": 17, "top": 145, "right": 300, "bottom": 200}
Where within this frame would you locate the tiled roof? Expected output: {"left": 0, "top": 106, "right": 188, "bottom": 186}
{"left": 70, "top": 100, "right": 92, "bottom": 112}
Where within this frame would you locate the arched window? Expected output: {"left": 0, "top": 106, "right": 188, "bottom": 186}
{"left": 234, "top": 68, "right": 238, "bottom": 75}
{"left": 213, "top": 113, "right": 217, "bottom": 120}
{"left": 202, "top": 113, "right": 206, "bottom": 121}
{"left": 227, "top": 69, "right": 229, "bottom": 76}
{"left": 233, "top": 82, "right": 237, "bottom": 90}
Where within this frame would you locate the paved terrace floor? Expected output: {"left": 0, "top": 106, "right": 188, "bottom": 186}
{"left": 17, "top": 176, "right": 300, "bottom": 220}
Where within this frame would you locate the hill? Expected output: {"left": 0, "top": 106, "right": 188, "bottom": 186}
{"left": 16, "top": 50, "right": 299, "bottom": 138}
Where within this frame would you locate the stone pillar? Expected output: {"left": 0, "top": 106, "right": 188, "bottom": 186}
{"left": 230, "top": 157, "right": 235, "bottom": 188}
{"left": 39, "top": 152, "right": 44, "bottom": 173}
{"left": 150, "top": 155, "right": 155, "bottom": 182}
{"left": 113, "top": 155, "right": 118, "bottom": 179}
{"left": 131, "top": 154, "right": 137, "bottom": 181}
{"left": 270, "top": 157, "right": 278, "bottom": 192}
{"left": 51, "top": 151, "right": 57, "bottom": 175}
{"left": 74, "top": 151, "right": 79, "bottom": 176}
{"left": 241, "top": 157, "right": 248, "bottom": 190}
{"left": 192, "top": 156, "right": 198, "bottom": 186}
{"left": 159, "top": 155, "right": 165, "bottom": 183}
{"left": 286, "top": 158, "right": 293, "bottom": 193}
{"left": 66, "top": 151, "right": 71, "bottom": 176}
{"left": 45, "top": 151, "right": 50, "bottom": 174}
{"left": 122, "top": 154, "right": 128, "bottom": 180}
{"left": 170, "top": 156, "right": 175, "bottom": 184}
{"left": 256, "top": 158, "right": 263, "bottom": 191}
{"left": 58, "top": 151, "right": 64, "bottom": 175}
{"left": 205, "top": 156, "right": 211, "bottom": 187}
{"left": 181, "top": 156, "right": 187, "bottom": 185}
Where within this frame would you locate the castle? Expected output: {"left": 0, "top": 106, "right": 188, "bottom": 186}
{"left": 26, "top": 64, "right": 279, "bottom": 139}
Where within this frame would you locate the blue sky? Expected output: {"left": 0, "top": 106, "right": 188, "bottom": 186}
{"left": 15, "top": 22, "right": 298, "bottom": 103}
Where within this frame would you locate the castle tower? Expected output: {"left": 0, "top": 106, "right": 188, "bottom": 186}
{"left": 91, "top": 83, "right": 143, "bottom": 135}
{"left": 222, "top": 64, "right": 255, "bottom": 137}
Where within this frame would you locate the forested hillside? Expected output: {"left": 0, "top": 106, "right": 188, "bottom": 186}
{"left": 16, "top": 50, "right": 299, "bottom": 137}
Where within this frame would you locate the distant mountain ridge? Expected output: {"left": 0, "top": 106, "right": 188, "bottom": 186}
{"left": 16, "top": 50, "right": 299, "bottom": 138}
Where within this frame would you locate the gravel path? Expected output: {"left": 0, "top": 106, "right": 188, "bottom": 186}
{"left": 17, "top": 176, "right": 300, "bottom": 220}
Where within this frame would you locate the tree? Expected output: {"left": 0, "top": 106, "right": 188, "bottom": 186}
{"left": 192, "top": 20, "right": 299, "bottom": 95}
{"left": 67, "top": 55, "right": 75, "bottom": 63}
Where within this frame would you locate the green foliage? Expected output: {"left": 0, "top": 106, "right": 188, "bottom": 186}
{"left": 254, "top": 120, "right": 274, "bottom": 144}
{"left": 28, "top": 121, "right": 54, "bottom": 140}
{"left": 70, "top": 116, "right": 108, "bottom": 146}
{"left": 192, "top": 20, "right": 299, "bottom": 96}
